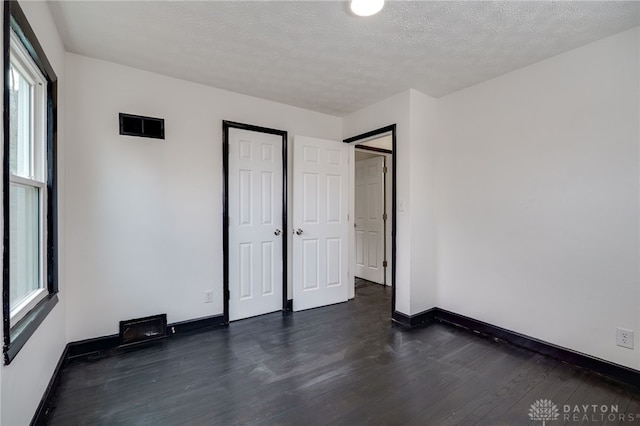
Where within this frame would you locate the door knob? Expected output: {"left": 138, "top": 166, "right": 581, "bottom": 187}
{"left": 295, "top": 228, "right": 303, "bottom": 235}
{"left": 274, "top": 229, "right": 282, "bottom": 236}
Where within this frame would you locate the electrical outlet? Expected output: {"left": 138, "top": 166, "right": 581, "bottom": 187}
{"left": 616, "top": 327, "right": 634, "bottom": 349}
{"left": 204, "top": 290, "right": 214, "bottom": 304}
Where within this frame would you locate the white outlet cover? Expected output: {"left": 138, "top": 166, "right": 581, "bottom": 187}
{"left": 616, "top": 327, "right": 634, "bottom": 349}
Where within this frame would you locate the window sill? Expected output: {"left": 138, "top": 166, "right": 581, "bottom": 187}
{"left": 4, "top": 293, "right": 58, "bottom": 364}
{"left": 10, "top": 287, "right": 48, "bottom": 324}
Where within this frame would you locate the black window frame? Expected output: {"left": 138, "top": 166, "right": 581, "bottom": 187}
{"left": 2, "top": 0, "right": 59, "bottom": 364}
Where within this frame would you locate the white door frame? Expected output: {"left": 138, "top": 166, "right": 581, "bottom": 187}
{"left": 344, "top": 124, "right": 397, "bottom": 316}
{"left": 223, "top": 121, "right": 288, "bottom": 323}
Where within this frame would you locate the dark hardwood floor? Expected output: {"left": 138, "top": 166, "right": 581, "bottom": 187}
{"left": 47, "top": 280, "right": 640, "bottom": 425}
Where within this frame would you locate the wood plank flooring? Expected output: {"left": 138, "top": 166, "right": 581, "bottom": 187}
{"left": 46, "top": 280, "right": 640, "bottom": 425}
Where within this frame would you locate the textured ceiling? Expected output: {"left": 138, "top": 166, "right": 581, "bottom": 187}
{"left": 48, "top": 1, "right": 639, "bottom": 116}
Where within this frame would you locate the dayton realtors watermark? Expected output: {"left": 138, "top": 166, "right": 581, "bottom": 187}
{"left": 529, "top": 399, "right": 639, "bottom": 424}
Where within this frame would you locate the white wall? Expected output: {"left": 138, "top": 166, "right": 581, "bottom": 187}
{"left": 343, "top": 89, "right": 439, "bottom": 315}
{"left": 408, "top": 90, "right": 438, "bottom": 314}
{"left": 65, "top": 53, "right": 342, "bottom": 342}
{"left": 436, "top": 28, "right": 640, "bottom": 369}
{"left": 1, "top": 1, "right": 68, "bottom": 425}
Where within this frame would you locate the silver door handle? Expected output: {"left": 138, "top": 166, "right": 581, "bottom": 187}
{"left": 295, "top": 228, "right": 303, "bottom": 235}
{"left": 274, "top": 229, "right": 282, "bottom": 236}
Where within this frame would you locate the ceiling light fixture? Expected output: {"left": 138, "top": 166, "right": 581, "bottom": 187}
{"left": 350, "top": 0, "right": 384, "bottom": 17}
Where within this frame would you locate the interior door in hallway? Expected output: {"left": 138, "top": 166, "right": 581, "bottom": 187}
{"left": 228, "top": 127, "right": 283, "bottom": 321}
{"left": 354, "top": 155, "right": 385, "bottom": 284}
{"left": 292, "top": 135, "right": 350, "bottom": 311}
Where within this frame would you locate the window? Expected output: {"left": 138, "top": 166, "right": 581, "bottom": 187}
{"left": 9, "top": 30, "right": 47, "bottom": 323}
{"left": 3, "top": 0, "right": 58, "bottom": 364}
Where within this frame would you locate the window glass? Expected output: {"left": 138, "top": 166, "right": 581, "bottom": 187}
{"left": 9, "top": 63, "right": 33, "bottom": 179}
{"left": 9, "top": 183, "right": 40, "bottom": 311}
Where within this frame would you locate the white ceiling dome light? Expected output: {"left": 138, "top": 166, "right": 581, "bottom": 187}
{"left": 350, "top": 0, "right": 384, "bottom": 17}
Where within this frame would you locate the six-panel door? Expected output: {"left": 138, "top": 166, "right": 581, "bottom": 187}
{"left": 228, "top": 128, "right": 283, "bottom": 321}
{"left": 292, "top": 135, "right": 350, "bottom": 311}
{"left": 355, "top": 155, "right": 385, "bottom": 284}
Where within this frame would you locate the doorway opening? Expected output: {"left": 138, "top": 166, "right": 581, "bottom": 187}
{"left": 344, "top": 124, "right": 396, "bottom": 316}
{"left": 354, "top": 145, "right": 390, "bottom": 286}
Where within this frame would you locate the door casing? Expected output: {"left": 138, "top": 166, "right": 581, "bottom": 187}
{"left": 344, "top": 124, "right": 397, "bottom": 317}
{"left": 222, "top": 121, "right": 288, "bottom": 323}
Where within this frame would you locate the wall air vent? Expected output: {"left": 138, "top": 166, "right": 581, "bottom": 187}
{"left": 119, "top": 314, "right": 167, "bottom": 347}
{"left": 119, "top": 113, "right": 165, "bottom": 139}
